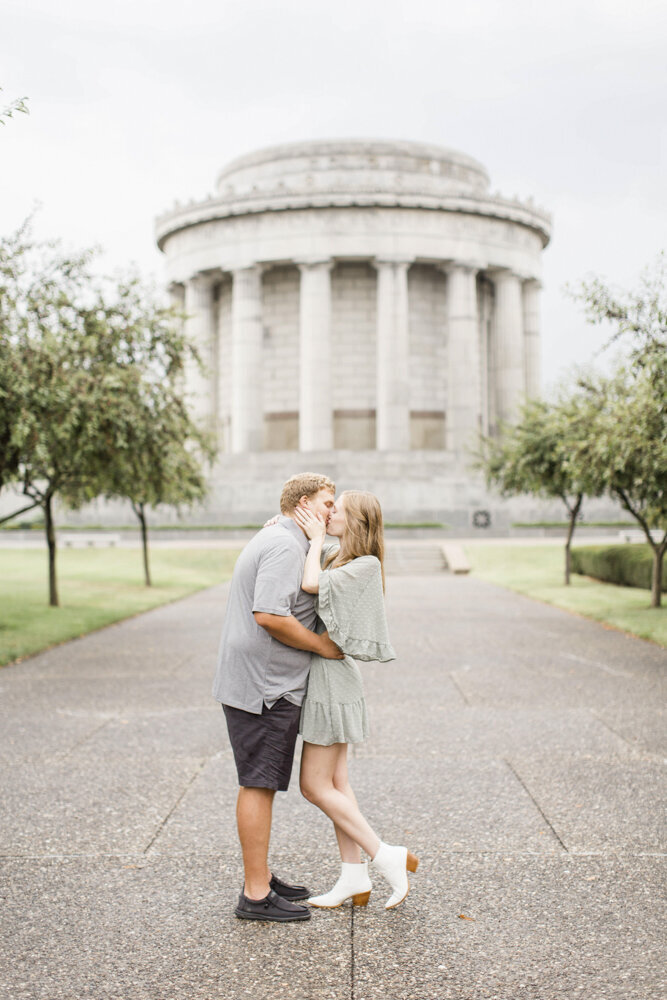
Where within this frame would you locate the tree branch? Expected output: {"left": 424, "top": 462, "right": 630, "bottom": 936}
{"left": 615, "top": 487, "right": 658, "bottom": 552}
{"left": 22, "top": 482, "right": 44, "bottom": 503}
{"left": 0, "top": 499, "right": 41, "bottom": 526}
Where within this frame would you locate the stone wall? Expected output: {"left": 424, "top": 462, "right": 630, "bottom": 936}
{"left": 408, "top": 264, "right": 447, "bottom": 449}
{"left": 331, "top": 262, "right": 376, "bottom": 449}
{"left": 261, "top": 265, "right": 300, "bottom": 449}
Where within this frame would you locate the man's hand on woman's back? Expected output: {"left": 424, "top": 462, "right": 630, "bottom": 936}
{"left": 253, "top": 613, "right": 343, "bottom": 659}
{"left": 316, "top": 632, "right": 345, "bottom": 659}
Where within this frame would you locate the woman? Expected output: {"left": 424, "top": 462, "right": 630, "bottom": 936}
{"left": 294, "top": 490, "right": 418, "bottom": 910}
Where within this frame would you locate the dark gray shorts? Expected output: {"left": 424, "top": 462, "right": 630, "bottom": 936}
{"left": 222, "top": 698, "right": 302, "bottom": 792}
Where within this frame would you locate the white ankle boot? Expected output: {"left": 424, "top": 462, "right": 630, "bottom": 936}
{"left": 371, "top": 842, "right": 419, "bottom": 909}
{"left": 307, "top": 862, "right": 372, "bottom": 908}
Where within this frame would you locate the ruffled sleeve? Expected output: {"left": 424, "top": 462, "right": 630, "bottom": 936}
{"left": 316, "top": 555, "right": 396, "bottom": 662}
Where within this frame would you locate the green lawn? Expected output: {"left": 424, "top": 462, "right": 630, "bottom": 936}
{"left": 1, "top": 546, "right": 241, "bottom": 667}
{"left": 466, "top": 544, "right": 666, "bottom": 647}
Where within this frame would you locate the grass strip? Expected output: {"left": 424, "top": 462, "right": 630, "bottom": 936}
{"left": 511, "top": 521, "right": 635, "bottom": 529}
{"left": 466, "top": 543, "right": 666, "bottom": 647}
{"left": 1, "top": 547, "right": 241, "bottom": 667}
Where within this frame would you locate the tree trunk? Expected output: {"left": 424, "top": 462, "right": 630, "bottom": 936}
{"left": 564, "top": 494, "right": 583, "bottom": 586}
{"left": 44, "top": 494, "right": 59, "bottom": 607}
{"left": 615, "top": 490, "right": 666, "bottom": 609}
{"left": 651, "top": 542, "right": 665, "bottom": 609}
{"left": 138, "top": 503, "right": 151, "bottom": 587}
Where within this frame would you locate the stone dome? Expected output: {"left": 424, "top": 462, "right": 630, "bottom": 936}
{"left": 215, "top": 138, "right": 491, "bottom": 202}
{"left": 156, "top": 138, "right": 550, "bottom": 251}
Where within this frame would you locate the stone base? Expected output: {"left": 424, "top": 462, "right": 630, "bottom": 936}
{"left": 3, "top": 450, "right": 624, "bottom": 530}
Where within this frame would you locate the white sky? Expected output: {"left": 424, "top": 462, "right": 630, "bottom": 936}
{"left": 2, "top": 0, "right": 666, "bottom": 390}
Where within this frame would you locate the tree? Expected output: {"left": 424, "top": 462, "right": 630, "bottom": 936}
{"left": 573, "top": 366, "right": 667, "bottom": 607}
{"left": 91, "top": 274, "right": 216, "bottom": 586}
{"left": 570, "top": 255, "right": 667, "bottom": 607}
{"left": 0, "top": 229, "right": 119, "bottom": 605}
{"left": 0, "top": 224, "right": 29, "bottom": 495}
{"left": 478, "top": 393, "right": 600, "bottom": 584}
{"left": 0, "top": 227, "right": 211, "bottom": 605}
{"left": 0, "top": 328, "right": 22, "bottom": 492}
{"left": 0, "top": 88, "right": 29, "bottom": 126}
{"left": 571, "top": 252, "right": 666, "bottom": 372}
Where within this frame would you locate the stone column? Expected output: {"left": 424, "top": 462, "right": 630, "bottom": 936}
{"left": 183, "top": 274, "right": 216, "bottom": 430}
{"left": 477, "top": 277, "right": 493, "bottom": 438}
{"left": 168, "top": 282, "right": 185, "bottom": 312}
{"left": 444, "top": 263, "right": 480, "bottom": 454}
{"left": 374, "top": 259, "right": 411, "bottom": 450}
{"left": 298, "top": 259, "right": 334, "bottom": 451}
{"left": 216, "top": 275, "right": 233, "bottom": 453}
{"left": 492, "top": 269, "right": 525, "bottom": 425}
{"left": 523, "top": 279, "right": 541, "bottom": 399}
{"left": 231, "top": 265, "right": 264, "bottom": 453}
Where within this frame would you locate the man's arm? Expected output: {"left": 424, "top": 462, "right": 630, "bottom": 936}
{"left": 253, "top": 613, "right": 344, "bottom": 659}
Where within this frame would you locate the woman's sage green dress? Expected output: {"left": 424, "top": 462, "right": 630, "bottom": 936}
{"left": 299, "top": 545, "right": 396, "bottom": 746}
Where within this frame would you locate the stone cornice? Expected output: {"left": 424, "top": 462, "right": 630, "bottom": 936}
{"left": 156, "top": 190, "right": 552, "bottom": 251}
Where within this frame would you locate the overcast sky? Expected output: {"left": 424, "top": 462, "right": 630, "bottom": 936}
{"left": 2, "top": 0, "right": 665, "bottom": 390}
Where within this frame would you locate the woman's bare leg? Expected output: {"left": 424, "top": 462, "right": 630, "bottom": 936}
{"left": 300, "top": 742, "right": 380, "bottom": 859}
{"left": 331, "top": 744, "right": 363, "bottom": 863}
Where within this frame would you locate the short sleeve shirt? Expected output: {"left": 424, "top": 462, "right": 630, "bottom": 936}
{"left": 212, "top": 517, "right": 319, "bottom": 713}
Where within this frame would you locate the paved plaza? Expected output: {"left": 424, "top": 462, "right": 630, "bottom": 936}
{"left": 0, "top": 573, "right": 665, "bottom": 999}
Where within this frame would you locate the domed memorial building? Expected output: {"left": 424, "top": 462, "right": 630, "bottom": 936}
{"left": 156, "top": 139, "right": 551, "bottom": 524}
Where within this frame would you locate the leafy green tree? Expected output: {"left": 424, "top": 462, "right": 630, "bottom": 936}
{"left": 0, "top": 88, "right": 28, "bottom": 125}
{"left": 0, "top": 237, "right": 139, "bottom": 605}
{"left": 0, "top": 227, "right": 211, "bottom": 605}
{"left": 571, "top": 252, "right": 666, "bottom": 374}
{"left": 0, "top": 224, "right": 30, "bottom": 497}
{"left": 570, "top": 254, "right": 667, "bottom": 607}
{"left": 479, "top": 394, "right": 600, "bottom": 584}
{"left": 93, "top": 275, "right": 216, "bottom": 586}
{"left": 574, "top": 366, "right": 667, "bottom": 607}
{"left": 0, "top": 331, "right": 21, "bottom": 492}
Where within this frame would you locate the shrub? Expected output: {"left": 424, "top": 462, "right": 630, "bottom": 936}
{"left": 571, "top": 544, "right": 666, "bottom": 592}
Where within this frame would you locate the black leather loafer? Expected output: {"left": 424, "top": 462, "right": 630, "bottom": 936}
{"left": 270, "top": 873, "right": 311, "bottom": 901}
{"left": 235, "top": 889, "right": 311, "bottom": 922}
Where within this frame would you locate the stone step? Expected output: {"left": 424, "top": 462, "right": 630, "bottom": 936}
{"left": 441, "top": 542, "right": 471, "bottom": 574}
{"left": 384, "top": 542, "right": 447, "bottom": 575}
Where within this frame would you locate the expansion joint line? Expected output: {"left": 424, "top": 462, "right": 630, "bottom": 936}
{"left": 590, "top": 710, "right": 636, "bottom": 752}
{"left": 504, "top": 758, "right": 569, "bottom": 853}
{"left": 449, "top": 671, "right": 471, "bottom": 706}
{"left": 142, "top": 758, "right": 207, "bottom": 854}
{"left": 60, "top": 717, "right": 115, "bottom": 759}
{"left": 350, "top": 899, "right": 356, "bottom": 1000}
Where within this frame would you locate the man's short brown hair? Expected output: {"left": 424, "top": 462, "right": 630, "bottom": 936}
{"left": 280, "top": 472, "right": 336, "bottom": 514}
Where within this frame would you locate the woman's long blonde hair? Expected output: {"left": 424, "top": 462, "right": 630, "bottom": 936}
{"left": 325, "top": 490, "right": 386, "bottom": 591}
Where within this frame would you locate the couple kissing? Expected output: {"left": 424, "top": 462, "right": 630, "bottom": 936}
{"left": 212, "top": 472, "right": 418, "bottom": 922}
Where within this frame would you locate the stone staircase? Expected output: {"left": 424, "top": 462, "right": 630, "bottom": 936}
{"left": 384, "top": 541, "right": 448, "bottom": 575}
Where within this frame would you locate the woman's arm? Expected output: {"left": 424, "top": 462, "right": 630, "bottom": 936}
{"left": 293, "top": 506, "right": 327, "bottom": 593}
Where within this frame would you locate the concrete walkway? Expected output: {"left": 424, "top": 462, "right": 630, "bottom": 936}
{"left": 0, "top": 574, "right": 665, "bottom": 1000}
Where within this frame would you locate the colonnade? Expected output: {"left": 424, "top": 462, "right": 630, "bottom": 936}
{"left": 174, "top": 259, "right": 541, "bottom": 454}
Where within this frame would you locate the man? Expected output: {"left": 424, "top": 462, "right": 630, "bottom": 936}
{"left": 213, "top": 472, "right": 344, "bottom": 922}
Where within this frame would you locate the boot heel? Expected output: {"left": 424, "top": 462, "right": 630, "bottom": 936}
{"left": 352, "top": 891, "right": 371, "bottom": 907}
{"left": 406, "top": 852, "right": 419, "bottom": 873}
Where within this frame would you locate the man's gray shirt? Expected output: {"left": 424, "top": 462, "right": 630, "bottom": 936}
{"left": 212, "top": 516, "right": 318, "bottom": 714}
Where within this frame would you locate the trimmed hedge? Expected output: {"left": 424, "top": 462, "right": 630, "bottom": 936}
{"left": 571, "top": 544, "right": 665, "bottom": 592}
